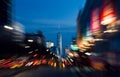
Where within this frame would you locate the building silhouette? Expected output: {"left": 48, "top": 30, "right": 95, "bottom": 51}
{"left": 77, "top": 0, "right": 120, "bottom": 53}
{"left": 0, "top": 0, "right": 12, "bottom": 25}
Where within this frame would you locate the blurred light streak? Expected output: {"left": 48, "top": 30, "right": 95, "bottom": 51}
{"left": 4, "top": 25, "right": 14, "bottom": 30}
{"left": 28, "top": 39, "right": 34, "bottom": 42}
{"left": 104, "top": 29, "right": 118, "bottom": 33}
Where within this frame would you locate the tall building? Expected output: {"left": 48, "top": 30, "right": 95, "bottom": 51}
{"left": 77, "top": 0, "right": 120, "bottom": 53}
{"left": 0, "top": 0, "right": 13, "bottom": 42}
{"left": 77, "top": 0, "right": 102, "bottom": 52}
{"left": 0, "top": 0, "right": 12, "bottom": 25}
{"left": 57, "top": 32, "right": 63, "bottom": 56}
{"left": 0, "top": 0, "right": 26, "bottom": 57}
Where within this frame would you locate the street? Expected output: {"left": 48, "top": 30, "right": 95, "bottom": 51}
{"left": 0, "top": 64, "right": 120, "bottom": 77}
{"left": 0, "top": 65, "right": 79, "bottom": 77}
{"left": 13, "top": 66, "right": 78, "bottom": 77}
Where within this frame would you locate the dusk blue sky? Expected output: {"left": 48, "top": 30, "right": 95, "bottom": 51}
{"left": 13, "top": 0, "right": 86, "bottom": 48}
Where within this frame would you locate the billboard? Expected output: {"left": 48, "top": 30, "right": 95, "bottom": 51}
{"left": 101, "top": 0, "right": 116, "bottom": 25}
{"left": 90, "top": 8, "right": 101, "bottom": 33}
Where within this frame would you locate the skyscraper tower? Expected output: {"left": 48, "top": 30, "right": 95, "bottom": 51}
{"left": 57, "top": 32, "right": 63, "bottom": 57}
{"left": 57, "top": 32, "right": 63, "bottom": 68}
{"left": 0, "top": 0, "right": 12, "bottom": 25}
{"left": 0, "top": 0, "right": 13, "bottom": 42}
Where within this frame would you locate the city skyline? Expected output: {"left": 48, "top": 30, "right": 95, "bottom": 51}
{"left": 14, "top": 0, "right": 86, "bottom": 47}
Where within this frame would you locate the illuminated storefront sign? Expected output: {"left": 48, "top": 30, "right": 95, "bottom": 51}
{"left": 70, "top": 45, "right": 79, "bottom": 51}
{"left": 90, "top": 8, "right": 101, "bottom": 33}
{"left": 101, "top": 0, "right": 116, "bottom": 25}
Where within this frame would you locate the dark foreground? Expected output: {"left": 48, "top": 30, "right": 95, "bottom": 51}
{"left": 0, "top": 65, "right": 120, "bottom": 77}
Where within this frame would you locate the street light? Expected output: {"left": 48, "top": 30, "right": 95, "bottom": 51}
{"left": 4, "top": 25, "right": 14, "bottom": 30}
{"left": 28, "top": 39, "right": 34, "bottom": 42}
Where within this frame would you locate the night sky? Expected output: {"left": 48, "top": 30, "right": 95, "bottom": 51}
{"left": 13, "top": 0, "right": 86, "bottom": 48}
